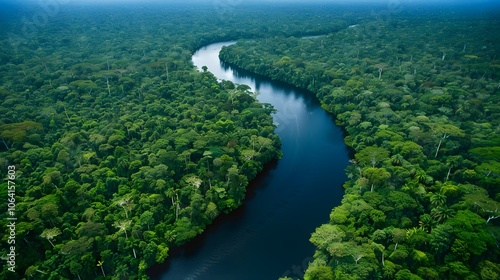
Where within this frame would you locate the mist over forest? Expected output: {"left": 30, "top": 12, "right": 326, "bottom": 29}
{"left": 0, "top": 0, "right": 499, "bottom": 279}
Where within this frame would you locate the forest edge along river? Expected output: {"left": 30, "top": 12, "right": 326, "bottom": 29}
{"left": 148, "top": 41, "right": 349, "bottom": 280}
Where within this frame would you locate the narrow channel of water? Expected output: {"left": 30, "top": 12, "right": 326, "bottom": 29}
{"left": 150, "top": 41, "right": 349, "bottom": 280}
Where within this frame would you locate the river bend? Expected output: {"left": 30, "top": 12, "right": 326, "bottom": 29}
{"left": 151, "top": 41, "right": 349, "bottom": 280}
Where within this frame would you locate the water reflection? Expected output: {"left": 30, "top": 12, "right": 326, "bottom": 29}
{"left": 150, "top": 41, "right": 349, "bottom": 280}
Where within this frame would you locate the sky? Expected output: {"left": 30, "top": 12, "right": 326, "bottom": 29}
{"left": 1, "top": 0, "right": 498, "bottom": 3}
{"left": 0, "top": 0, "right": 498, "bottom": 11}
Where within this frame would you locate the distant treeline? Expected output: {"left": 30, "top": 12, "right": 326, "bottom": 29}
{"left": 219, "top": 6, "right": 500, "bottom": 280}
{"left": 0, "top": 2, "right": 371, "bottom": 279}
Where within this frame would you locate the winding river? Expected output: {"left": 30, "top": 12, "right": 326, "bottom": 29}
{"left": 149, "top": 41, "right": 349, "bottom": 280}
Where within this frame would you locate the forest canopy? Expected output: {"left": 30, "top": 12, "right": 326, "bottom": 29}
{"left": 0, "top": 1, "right": 368, "bottom": 279}
{"left": 0, "top": 1, "right": 499, "bottom": 280}
{"left": 219, "top": 5, "right": 500, "bottom": 280}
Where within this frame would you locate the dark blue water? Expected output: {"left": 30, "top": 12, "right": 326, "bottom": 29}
{"left": 150, "top": 42, "right": 349, "bottom": 280}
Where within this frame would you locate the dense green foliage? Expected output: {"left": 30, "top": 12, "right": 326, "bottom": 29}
{"left": 220, "top": 6, "right": 500, "bottom": 280}
{"left": 1, "top": 2, "right": 498, "bottom": 279}
{"left": 0, "top": 2, "right": 377, "bottom": 279}
{"left": 0, "top": 2, "right": 345, "bottom": 279}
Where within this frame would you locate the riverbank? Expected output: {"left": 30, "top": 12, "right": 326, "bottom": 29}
{"left": 150, "top": 41, "right": 349, "bottom": 280}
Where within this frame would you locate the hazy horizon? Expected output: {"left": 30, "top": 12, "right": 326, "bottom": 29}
{"left": 1, "top": 0, "right": 499, "bottom": 4}
{"left": 0, "top": 0, "right": 498, "bottom": 15}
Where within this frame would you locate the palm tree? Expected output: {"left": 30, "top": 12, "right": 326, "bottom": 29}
{"left": 431, "top": 206, "right": 455, "bottom": 223}
{"left": 430, "top": 193, "right": 447, "bottom": 207}
{"left": 113, "top": 220, "right": 131, "bottom": 239}
{"left": 445, "top": 155, "right": 462, "bottom": 182}
{"left": 415, "top": 170, "right": 428, "bottom": 184}
{"left": 165, "top": 188, "right": 175, "bottom": 206}
{"left": 391, "top": 154, "right": 404, "bottom": 166}
{"left": 115, "top": 196, "right": 131, "bottom": 219}
{"left": 97, "top": 260, "right": 105, "bottom": 277}
{"left": 419, "top": 213, "right": 437, "bottom": 232}
{"left": 40, "top": 228, "right": 61, "bottom": 248}
{"left": 165, "top": 188, "right": 180, "bottom": 220}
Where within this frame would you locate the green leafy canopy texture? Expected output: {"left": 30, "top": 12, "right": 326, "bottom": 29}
{"left": 1, "top": 2, "right": 499, "bottom": 280}
{"left": 219, "top": 4, "right": 500, "bottom": 280}
{"left": 0, "top": 2, "right": 365, "bottom": 279}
